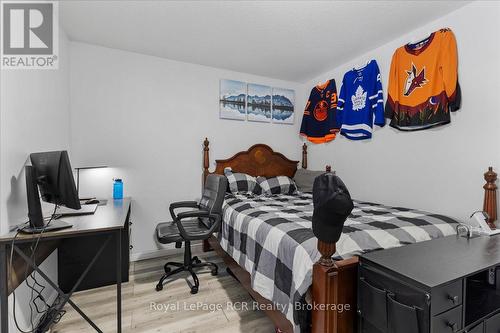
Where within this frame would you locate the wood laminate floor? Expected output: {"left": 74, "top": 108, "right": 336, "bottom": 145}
{"left": 50, "top": 251, "right": 275, "bottom": 333}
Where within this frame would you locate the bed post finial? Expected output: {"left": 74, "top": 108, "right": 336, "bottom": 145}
{"left": 317, "top": 240, "right": 337, "bottom": 267}
{"left": 203, "top": 138, "right": 210, "bottom": 182}
{"left": 302, "top": 143, "right": 307, "bottom": 169}
{"left": 483, "top": 166, "right": 497, "bottom": 229}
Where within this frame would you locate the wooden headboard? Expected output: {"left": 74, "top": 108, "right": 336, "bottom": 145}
{"left": 203, "top": 138, "right": 307, "bottom": 180}
{"left": 202, "top": 138, "right": 498, "bottom": 230}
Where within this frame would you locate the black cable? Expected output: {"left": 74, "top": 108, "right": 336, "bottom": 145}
{"left": 469, "top": 210, "right": 489, "bottom": 219}
{"left": 9, "top": 228, "right": 36, "bottom": 333}
{"left": 9, "top": 204, "right": 58, "bottom": 333}
{"left": 25, "top": 210, "right": 57, "bottom": 318}
{"left": 27, "top": 274, "right": 50, "bottom": 314}
{"left": 25, "top": 210, "right": 57, "bottom": 313}
{"left": 26, "top": 205, "right": 57, "bottom": 327}
{"left": 50, "top": 295, "right": 66, "bottom": 324}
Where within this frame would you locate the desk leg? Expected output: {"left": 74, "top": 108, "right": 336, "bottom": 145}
{"left": 0, "top": 244, "right": 8, "bottom": 333}
{"left": 116, "top": 230, "right": 122, "bottom": 333}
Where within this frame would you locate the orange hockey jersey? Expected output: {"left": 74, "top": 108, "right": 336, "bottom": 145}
{"left": 385, "top": 28, "right": 461, "bottom": 130}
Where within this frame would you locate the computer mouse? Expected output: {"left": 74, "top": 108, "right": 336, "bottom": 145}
{"left": 85, "top": 199, "right": 100, "bottom": 205}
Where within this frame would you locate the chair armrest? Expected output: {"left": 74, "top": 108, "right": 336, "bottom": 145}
{"left": 169, "top": 201, "right": 199, "bottom": 220}
{"left": 175, "top": 210, "right": 220, "bottom": 240}
{"left": 176, "top": 210, "right": 211, "bottom": 220}
{"left": 170, "top": 201, "right": 199, "bottom": 209}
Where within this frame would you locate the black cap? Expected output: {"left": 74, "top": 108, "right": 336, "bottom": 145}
{"left": 312, "top": 173, "right": 353, "bottom": 243}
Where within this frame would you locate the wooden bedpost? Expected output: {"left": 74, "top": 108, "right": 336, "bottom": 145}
{"left": 312, "top": 244, "right": 358, "bottom": 333}
{"left": 202, "top": 138, "right": 212, "bottom": 252}
{"left": 317, "top": 241, "right": 336, "bottom": 267}
{"left": 314, "top": 165, "right": 356, "bottom": 332}
{"left": 302, "top": 143, "right": 308, "bottom": 169}
{"left": 311, "top": 163, "right": 358, "bottom": 333}
{"left": 203, "top": 138, "right": 210, "bottom": 183}
{"left": 311, "top": 185, "right": 356, "bottom": 333}
{"left": 483, "top": 166, "right": 498, "bottom": 229}
{"left": 312, "top": 240, "right": 337, "bottom": 333}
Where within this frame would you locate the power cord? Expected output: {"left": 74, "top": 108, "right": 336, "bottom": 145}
{"left": 9, "top": 204, "right": 61, "bottom": 333}
{"left": 26, "top": 206, "right": 57, "bottom": 329}
{"left": 25, "top": 212, "right": 58, "bottom": 319}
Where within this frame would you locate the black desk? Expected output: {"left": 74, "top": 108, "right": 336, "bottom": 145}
{"left": 358, "top": 235, "right": 500, "bottom": 333}
{"left": 0, "top": 197, "right": 131, "bottom": 333}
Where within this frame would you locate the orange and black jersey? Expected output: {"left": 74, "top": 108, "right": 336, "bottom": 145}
{"left": 300, "top": 79, "right": 339, "bottom": 144}
{"left": 385, "top": 28, "right": 461, "bottom": 130}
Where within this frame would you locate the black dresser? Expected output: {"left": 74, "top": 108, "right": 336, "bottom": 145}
{"left": 358, "top": 235, "right": 500, "bottom": 333}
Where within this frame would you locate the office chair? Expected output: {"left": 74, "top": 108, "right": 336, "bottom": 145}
{"left": 155, "top": 174, "right": 227, "bottom": 294}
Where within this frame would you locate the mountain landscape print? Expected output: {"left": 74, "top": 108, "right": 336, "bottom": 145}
{"left": 220, "top": 79, "right": 246, "bottom": 120}
{"left": 219, "top": 79, "right": 294, "bottom": 124}
{"left": 247, "top": 83, "right": 272, "bottom": 122}
{"left": 272, "top": 88, "right": 295, "bottom": 124}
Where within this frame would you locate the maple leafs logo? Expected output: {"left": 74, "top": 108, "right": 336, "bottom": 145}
{"left": 404, "top": 63, "right": 428, "bottom": 96}
{"left": 351, "top": 86, "right": 367, "bottom": 111}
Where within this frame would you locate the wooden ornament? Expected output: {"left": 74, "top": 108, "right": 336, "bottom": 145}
{"left": 483, "top": 166, "right": 498, "bottom": 229}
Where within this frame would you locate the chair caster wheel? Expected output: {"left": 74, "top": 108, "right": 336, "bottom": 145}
{"left": 193, "top": 257, "right": 201, "bottom": 264}
{"left": 190, "top": 286, "right": 198, "bottom": 294}
{"left": 164, "top": 266, "right": 171, "bottom": 274}
{"left": 156, "top": 284, "right": 163, "bottom": 292}
{"left": 211, "top": 269, "right": 218, "bottom": 276}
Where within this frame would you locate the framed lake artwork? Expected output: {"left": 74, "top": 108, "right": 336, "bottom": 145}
{"left": 219, "top": 79, "right": 247, "bottom": 120}
{"left": 247, "top": 83, "right": 271, "bottom": 122}
{"left": 272, "top": 87, "right": 295, "bottom": 124}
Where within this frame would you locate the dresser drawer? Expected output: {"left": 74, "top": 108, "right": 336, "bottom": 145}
{"left": 431, "top": 280, "right": 463, "bottom": 315}
{"left": 486, "top": 312, "right": 500, "bottom": 333}
{"left": 431, "top": 305, "right": 462, "bottom": 333}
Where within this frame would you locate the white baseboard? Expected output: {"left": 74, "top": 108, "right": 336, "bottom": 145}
{"left": 130, "top": 242, "right": 203, "bottom": 262}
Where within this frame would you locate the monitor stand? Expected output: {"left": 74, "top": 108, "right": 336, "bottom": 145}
{"left": 19, "top": 220, "right": 73, "bottom": 234}
{"left": 22, "top": 166, "right": 74, "bottom": 234}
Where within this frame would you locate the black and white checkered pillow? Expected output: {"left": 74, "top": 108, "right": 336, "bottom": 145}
{"left": 257, "top": 176, "right": 297, "bottom": 196}
{"left": 224, "top": 168, "right": 261, "bottom": 194}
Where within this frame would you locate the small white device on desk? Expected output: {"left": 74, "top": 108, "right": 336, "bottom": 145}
{"left": 467, "top": 211, "right": 500, "bottom": 236}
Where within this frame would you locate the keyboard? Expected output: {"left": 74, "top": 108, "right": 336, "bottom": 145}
{"left": 56, "top": 204, "right": 98, "bottom": 216}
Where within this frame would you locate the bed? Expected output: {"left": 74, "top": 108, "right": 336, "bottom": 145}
{"left": 200, "top": 139, "right": 491, "bottom": 333}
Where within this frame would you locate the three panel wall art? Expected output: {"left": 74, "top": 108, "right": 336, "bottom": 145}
{"left": 219, "top": 79, "right": 295, "bottom": 124}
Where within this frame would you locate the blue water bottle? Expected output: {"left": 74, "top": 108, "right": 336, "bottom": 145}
{"left": 113, "top": 178, "right": 123, "bottom": 199}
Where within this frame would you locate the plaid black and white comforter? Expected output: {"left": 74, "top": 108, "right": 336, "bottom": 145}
{"left": 219, "top": 192, "right": 459, "bottom": 332}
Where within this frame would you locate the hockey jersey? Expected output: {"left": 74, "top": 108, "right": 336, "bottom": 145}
{"left": 300, "top": 79, "right": 338, "bottom": 144}
{"left": 385, "top": 28, "right": 461, "bottom": 130}
{"left": 336, "top": 60, "right": 385, "bottom": 140}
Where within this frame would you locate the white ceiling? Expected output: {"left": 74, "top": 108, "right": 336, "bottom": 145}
{"left": 60, "top": 1, "right": 470, "bottom": 83}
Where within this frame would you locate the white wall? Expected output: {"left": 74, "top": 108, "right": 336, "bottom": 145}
{"left": 300, "top": 1, "right": 500, "bottom": 221}
{"left": 68, "top": 42, "right": 304, "bottom": 258}
{"left": 0, "top": 27, "right": 71, "bottom": 330}
{"left": 69, "top": 1, "right": 500, "bottom": 260}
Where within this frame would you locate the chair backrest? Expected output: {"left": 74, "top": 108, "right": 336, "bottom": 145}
{"left": 199, "top": 174, "right": 227, "bottom": 215}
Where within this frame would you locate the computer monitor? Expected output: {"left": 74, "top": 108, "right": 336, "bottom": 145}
{"left": 23, "top": 151, "right": 81, "bottom": 233}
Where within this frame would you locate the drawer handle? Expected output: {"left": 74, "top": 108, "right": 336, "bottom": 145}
{"left": 446, "top": 322, "right": 458, "bottom": 332}
{"left": 447, "top": 295, "right": 459, "bottom": 304}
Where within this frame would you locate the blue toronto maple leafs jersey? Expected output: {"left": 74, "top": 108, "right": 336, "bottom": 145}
{"left": 336, "top": 60, "right": 385, "bottom": 140}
